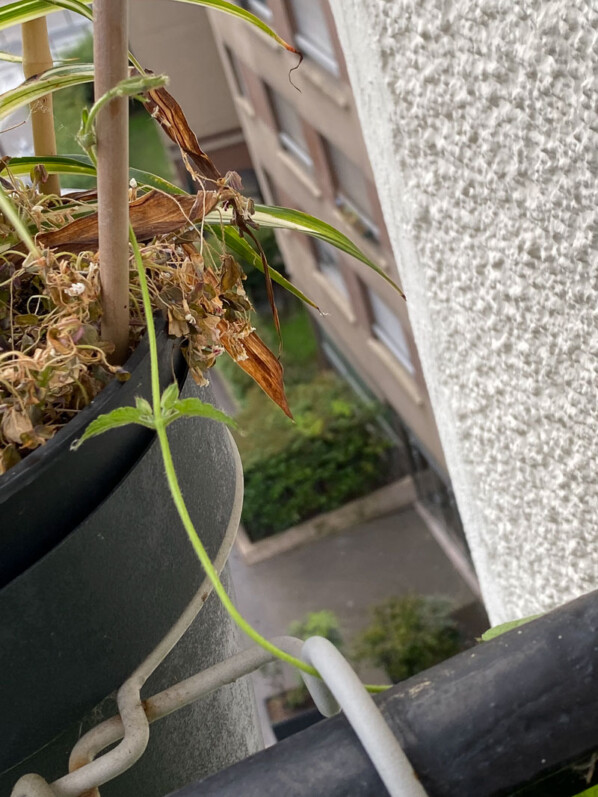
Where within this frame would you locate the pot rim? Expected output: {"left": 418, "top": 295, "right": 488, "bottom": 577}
{"left": 0, "top": 317, "right": 172, "bottom": 503}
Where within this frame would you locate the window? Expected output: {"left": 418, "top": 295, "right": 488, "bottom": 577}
{"left": 327, "top": 143, "right": 379, "bottom": 241}
{"left": 269, "top": 89, "right": 313, "bottom": 171}
{"left": 288, "top": 0, "right": 339, "bottom": 76}
{"left": 239, "top": 0, "right": 272, "bottom": 21}
{"left": 368, "top": 290, "right": 414, "bottom": 373}
{"left": 314, "top": 239, "right": 350, "bottom": 302}
{"left": 225, "top": 48, "right": 249, "bottom": 97}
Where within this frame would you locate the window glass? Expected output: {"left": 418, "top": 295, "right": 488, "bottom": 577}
{"left": 314, "top": 239, "right": 350, "bottom": 302}
{"left": 368, "top": 290, "right": 414, "bottom": 373}
{"left": 288, "top": 0, "right": 339, "bottom": 76}
{"left": 327, "top": 143, "right": 379, "bottom": 241}
{"left": 226, "top": 48, "right": 249, "bottom": 97}
{"left": 269, "top": 89, "right": 313, "bottom": 171}
{"left": 239, "top": 0, "right": 272, "bottom": 20}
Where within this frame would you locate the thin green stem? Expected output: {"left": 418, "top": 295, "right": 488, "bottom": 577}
{"left": 128, "top": 227, "right": 161, "bottom": 415}
{"left": 129, "top": 224, "right": 389, "bottom": 691}
{"left": 78, "top": 73, "right": 167, "bottom": 165}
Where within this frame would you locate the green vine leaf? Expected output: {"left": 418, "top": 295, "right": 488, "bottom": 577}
{"left": 162, "top": 397, "right": 237, "bottom": 429}
{"left": 481, "top": 614, "right": 542, "bottom": 642}
{"left": 71, "top": 406, "right": 155, "bottom": 450}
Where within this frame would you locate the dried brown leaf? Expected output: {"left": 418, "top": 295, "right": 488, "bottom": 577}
{"left": 37, "top": 190, "right": 225, "bottom": 252}
{"left": 220, "top": 327, "right": 292, "bottom": 419}
{"left": 145, "top": 84, "right": 222, "bottom": 185}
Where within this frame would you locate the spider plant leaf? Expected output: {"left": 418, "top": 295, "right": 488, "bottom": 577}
{"left": 206, "top": 204, "right": 405, "bottom": 298}
{"left": 217, "top": 225, "right": 320, "bottom": 311}
{"left": 2, "top": 155, "right": 187, "bottom": 195}
{"left": 0, "top": 0, "right": 91, "bottom": 30}
{"left": 0, "top": 50, "right": 22, "bottom": 63}
{"left": 171, "top": 0, "right": 300, "bottom": 54}
{"left": 0, "top": 183, "right": 40, "bottom": 256}
{"left": 3, "top": 155, "right": 97, "bottom": 179}
{"left": 44, "top": 0, "right": 92, "bottom": 21}
{"left": 71, "top": 406, "right": 156, "bottom": 450}
{"left": 0, "top": 63, "right": 94, "bottom": 120}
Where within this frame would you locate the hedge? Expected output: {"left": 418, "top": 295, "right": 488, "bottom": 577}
{"left": 236, "top": 372, "right": 391, "bottom": 540}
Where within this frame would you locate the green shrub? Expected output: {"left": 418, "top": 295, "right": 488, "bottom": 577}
{"left": 354, "top": 595, "right": 462, "bottom": 683}
{"left": 237, "top": 372, "right": 391, "bottom": 539}
{"left": 285, "top": 610, "right": 344, "bottom": 708}
{"left": 288, "top": 610, "right": 344, "bottom": 651}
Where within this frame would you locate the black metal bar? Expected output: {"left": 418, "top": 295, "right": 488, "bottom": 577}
{"left": 168, "top": 589, "right": 598, "bottom": 797}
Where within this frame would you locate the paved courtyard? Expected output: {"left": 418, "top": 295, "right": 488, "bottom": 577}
{"left": 228, "top": 505, "right": 488, "bottom": 744}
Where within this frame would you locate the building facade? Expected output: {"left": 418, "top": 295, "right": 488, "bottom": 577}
{"left": 208, "top": 1, "right": 475, "bottom": 586}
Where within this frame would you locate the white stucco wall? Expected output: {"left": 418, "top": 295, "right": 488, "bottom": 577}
{"left": 330, "top": 0, "right": 598, "bottom": 623}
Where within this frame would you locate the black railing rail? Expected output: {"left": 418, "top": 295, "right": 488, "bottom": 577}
{"left": 169, "top": 589, "right": 598, "bottom": 797}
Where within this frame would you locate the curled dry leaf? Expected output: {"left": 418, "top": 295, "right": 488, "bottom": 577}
{"left": 38, "top": 189, "right": 227, "bottom": 252}
{"left": 219, "top": 324, "right": 292, "bottom": 419}
{"left": 145, "top": 83, "right": 222, "bottom": 185}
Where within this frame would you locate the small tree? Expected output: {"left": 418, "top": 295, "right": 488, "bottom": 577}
{"left": 354, "top": 595, "right": 461, "bottom": 683}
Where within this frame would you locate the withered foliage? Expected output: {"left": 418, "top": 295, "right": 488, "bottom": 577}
{"left": 0, "top": 89, "right": 291, "bottom": 474}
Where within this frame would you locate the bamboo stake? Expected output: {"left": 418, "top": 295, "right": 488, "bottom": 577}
{"left": 94, "top": 0, "right": 130, "bottom": 363}
{"left": 22, "top": 17, "right": 60, "bottom": 196}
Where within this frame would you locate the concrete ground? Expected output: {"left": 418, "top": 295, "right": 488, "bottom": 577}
{"left": 228, "top": 505, "right": 487, "bottom": 745}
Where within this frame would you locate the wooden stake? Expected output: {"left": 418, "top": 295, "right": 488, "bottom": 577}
{"left": 94, "top": 0, "right": 130, "bottom": 364}
{"left": 22, "top": 17, "right": 60, "bottom": 196}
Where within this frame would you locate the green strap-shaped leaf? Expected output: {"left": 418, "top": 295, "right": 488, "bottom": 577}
{"left": 170, "top": 0, "right": 299, "bottom": 53}
{"left": 4, "top": 154, "right": 97, "bottom": 179}
{"left": 0, "top": 0, "right": 297, "bottom": 56}
{"left": 0, "top": 183, "right": 40, "bottom": 256}
{"left": 206, "top": 204, "right": 404, "bottom": 298}
{"left": 0, "top": 0, "right": 91, "bottom": 31}
{"left": 218, "top": 225, "right": 320, "bottom": 311}
{"left": 70, "top": 406, "right": 156, "bottom": 450}
{"left": 45, "top": 0, "right": 92, "bottom": 20}
{"left": 4, "top": 155, "right": 187, "bottom": 195}
{"left": 0, "top": 63, "right": 94, "bottom": 120}
{"left": 0, "top": 50, "right": 22, "bottom": 63}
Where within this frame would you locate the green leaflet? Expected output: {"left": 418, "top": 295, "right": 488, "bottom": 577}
{"left": 160, "top": 382, "right": 181, "bottom": 413}
{"left": 481, "top": 614, "right": 542, "bottom": 642}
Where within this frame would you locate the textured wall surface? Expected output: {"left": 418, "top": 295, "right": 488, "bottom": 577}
{"left": 331, "top": 0, "right": 598, "bottom": 623}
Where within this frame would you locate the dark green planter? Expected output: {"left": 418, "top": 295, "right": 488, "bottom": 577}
{"left": 0, "top": 324, "right": 260, "bottom": 795}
